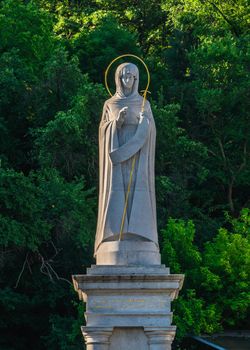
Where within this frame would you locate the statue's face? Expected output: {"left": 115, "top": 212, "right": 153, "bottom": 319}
{"left": 121, "top": 67, "right": 135, "bottom": 89}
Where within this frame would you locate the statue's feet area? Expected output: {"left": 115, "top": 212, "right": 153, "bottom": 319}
{"left": 95, "top": 240, "right": 161, "bottom": 265}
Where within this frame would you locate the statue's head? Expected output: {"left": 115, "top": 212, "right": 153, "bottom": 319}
{"left": 115, "top": 62, "right": 139, "bottom": 98}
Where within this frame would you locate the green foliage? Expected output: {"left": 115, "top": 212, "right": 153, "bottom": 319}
{"left": 161, "top": 209, "right": 250, "bottom": 340}
{"left": 162, "top": 219, "right": 201, "bottom": 276}
{"left": 153, "top": 102, "right": 209, "bottom": 227}
{"left": 164, "top": 0, "right": 249, "bottom": 37}
{"left": 161, "top": 0, "right": 250, "bottom": 217}
{"left": 43, "top": 302, "right": 85, "bottom": 350}
{"left": 36, "top": 46, "right": 84, "bottom": 124}
{"left": 0, "top": 167, "right": 95, "bottom": 251}
{"left": 0, "top": 0, "right": 249, "bottom": 348}
{"left": 0, "top": 47, "right": 36, "bottom": 168}
{"left": 72, "top": 16, "right": 140, "bottom": 83}
{"left": 0, "top": 286, "right": 84, "bottom": 350}
{"left": 0, "top": 0, "right": 54, "bottom": 71}
{"left": 174, "top": 291, "right": 221, "bottom": 339}
{"left": 0, "top": 167, "right": 95, "bottom": 348}
{"left": 35, "top": 76, "right": 106, "bottom": 183}
{"left": 189, "top": 33, "right": 250, "bottom": 214}
{"left": 0, "top": 169, "right": 50, "bottom": 250}
{"left": 202, "top": 208, "right": 250, "bottom": 327}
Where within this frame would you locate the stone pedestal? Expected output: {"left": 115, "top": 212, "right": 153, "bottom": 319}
{"left": 73, "top": 265, "right": 184, "bottom": 350}
{"left": 95, "top": 241, "right": 161, "bottom": 266}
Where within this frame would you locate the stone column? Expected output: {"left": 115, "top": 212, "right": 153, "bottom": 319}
{"left": 81, "top": 327, "right": 113, "bottom": 350}
{"left": 144, "top": 328, "right": 176, "bottom": 350}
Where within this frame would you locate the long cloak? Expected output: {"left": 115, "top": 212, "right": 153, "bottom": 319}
{"left": 94, "top": 63, "right": 158, "bottom": 255}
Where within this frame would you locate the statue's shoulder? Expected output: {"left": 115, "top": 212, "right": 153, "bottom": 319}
{"left": 104, "top": 97, "right": 112, "bottom": 104}
{"left": 102, "top": 97, "right": 116, "bottom": 110}
{"left": 101, "top": 99, "right": 111, "bottom": 113}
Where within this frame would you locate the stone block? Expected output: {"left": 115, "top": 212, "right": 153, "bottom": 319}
{"left": 73, "top": 265, "right": 184, "bottom": 349}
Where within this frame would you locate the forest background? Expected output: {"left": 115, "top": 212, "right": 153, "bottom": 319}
{"left": 0, "top": 0, "right": 249, "bottom": 349}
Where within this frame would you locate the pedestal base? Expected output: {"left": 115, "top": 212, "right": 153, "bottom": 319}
{"left": 95, "top": 241, "right": 161, "bottom": 265}
{"left": 73, "top": 265, "right": 184, "bottom": 350}
{"left": 81, "top": 326, "right": 175, "bottom": 350}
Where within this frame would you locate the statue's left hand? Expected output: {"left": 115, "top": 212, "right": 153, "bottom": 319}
{"left": 137, "top": 112, "right": 148, "bottom": 124}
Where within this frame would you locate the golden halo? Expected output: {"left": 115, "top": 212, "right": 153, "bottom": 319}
{"left": 104, "top": 54, "right": 150, "bottom": 98}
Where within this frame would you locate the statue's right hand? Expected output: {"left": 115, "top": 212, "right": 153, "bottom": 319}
{"left": 116, "top": 106, "right": 128, "bottom": 128}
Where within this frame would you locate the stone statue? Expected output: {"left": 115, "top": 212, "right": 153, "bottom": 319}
{"left": 94, "top": 62, "right": 160, "bottom": 264}
{"left": 73, "top": 60, "right": 184, "bottom": 350}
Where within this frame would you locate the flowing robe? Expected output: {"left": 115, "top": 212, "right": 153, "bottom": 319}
{"left": 94, "top": 95, "right": 158, "bottom": 255}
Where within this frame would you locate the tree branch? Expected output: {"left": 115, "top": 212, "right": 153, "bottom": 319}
{"left": 205, "top": 1, "right": 240, "bottom": 37}
{"left": 14, "top": 253, "right": 29, "bottom": 289}
{"left": 38, "top": 251, "right": 72, "bottom": 286}
{"left": 217, "top": 137, "right": 227, "bottom": 166}
{"left": 237, "top": 140, "right": 247, "bottom": 174}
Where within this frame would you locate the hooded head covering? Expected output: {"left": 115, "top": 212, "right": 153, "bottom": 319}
{"left": 109, "top": 62, "right": 142, "bottom": 102}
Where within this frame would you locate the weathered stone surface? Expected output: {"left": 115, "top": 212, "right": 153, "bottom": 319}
{"left": 73, "top": 265, "right": 184, "bottom": 349}
{"left": 95, "top": 241, "right": 161, "bottom": 265}
{"left": 110, "top": 328, "right": 148, "bottom": 350}
{"left": 95, "top": 62, "right": 158, "bottom": 258}
{"left": 87, "top": 265, "right": 170, "bottom": 275}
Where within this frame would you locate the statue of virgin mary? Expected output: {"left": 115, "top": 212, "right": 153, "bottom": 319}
{"left": 94, "top": 62, "right": 160, "bottom": 265}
